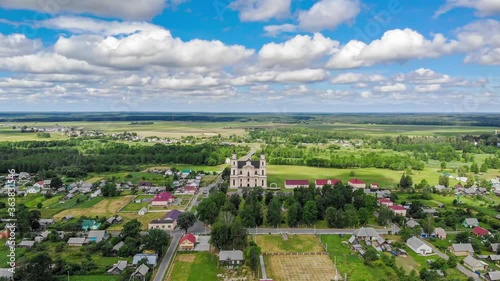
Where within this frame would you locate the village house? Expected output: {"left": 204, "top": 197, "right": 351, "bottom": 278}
{"left": 112, "top": 241, "right": 124, "bottom": 252}
{"left": 88, "top": 230, "right": 108, "bottom": 243}
{"left": 486, "top": 271, "right": 500, "bottom": 281}
{"left": 179, "top": 233, "right": 197, "bottom": 251}
{"left": 463, "top": 218, "right": 479, "bottom": 228}
{"left": 450, "top": 243, "right": 474, "bottom": 256}
{"left": 148, "top": 209, "right": 183, "bottom": 231}
{"left": 406, "top": 237, "right": 432, "bottom": 255}
{"left": 133, "top": 254, "right": 158, "bottom": 267}
{"left": 378, "top": 198, "right": 393, "bottom": 207}
{"left": 107, "top": 260, "right": 128, "bottom": 275}
{"left": 67, "top": 237, "right": 88, "bottom": 247}
{"left": 348, "top": 179, "right": 366, "bottom": 189}
{"left": 184, "top": 185, "right": 198, "bottom": 194}
{"left": 370, "top": 183, "right": 379, "bottom": 189}
{"left": 219, "top": 250, "right": 244, "bottom": 268}
{"left": 472, "top": 226, "right": 489, "bottom": 237}
{"left": 131, "top": 264, "right": 149, "bottom": 280}
{"left": 352, "top": 227, "right": 379, "bottom": 241}
{"left": 406, "top": 219, "right": 420, "bottom": 228}
{"left": 151, "top": 191, "right": 175, "bottom": 206}
{"left": 82, "top": 219, "right": 101, "bottom": 231}
{"left": 315, "top": 179, "right": 342, "bottom": 188}
{"left": 433, "top": 228, "right": 447, "bottom": 239}
{"left": 464, "top": 255, "right": 488, "bottom": 271}
{"left": 284, "top": 180, "right": 309, "bottom": 189}
{"left": 38, "top": 218, "right": 55, "bottom": 228}
{"left": 390, "top": 205, "right": 407, "bottom": 216}
{"left": 17, "top": 240, "right": 35, "bottom": 248}
{"left": 491, "top": 243, "right": 499, "bottom": 253}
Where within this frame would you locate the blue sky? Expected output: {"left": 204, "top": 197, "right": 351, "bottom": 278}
{"left": 0, "top": 0, "right": 498, "bottom": 112}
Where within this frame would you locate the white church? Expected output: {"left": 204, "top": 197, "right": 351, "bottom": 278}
{"left": 229, "top": 152, "right": 267, "bottom": 188}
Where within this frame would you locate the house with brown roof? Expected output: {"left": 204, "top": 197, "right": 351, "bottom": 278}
{"left": 148, "top": 209, "right": 183, "bottom": 231}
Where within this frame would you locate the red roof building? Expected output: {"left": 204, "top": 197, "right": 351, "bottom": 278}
{"left": 315, "top": 179, "right": 342, "bottom": 188}
{"left": 151, "top": 191, "right": 175, "bottom": 206}
{"left": 378, "top": 198, "right": 393, "bottom": 207}
{"left": 390, "top": 205, "right": 407, "bottom": 216}
{"left": 284, "top": 180, "right": 309, "bottom": 189}
{"left": 184, "top": 185, "right": 198, "bottom": 194}
{"left": 371, "top": 183, "right": 378, "bottom": 189}
{"left": 472, "top": 226, "right": 489, "bottom": 236}
{"left": 348, "top": 178, "right": 366, "bottom": 189}
{"left": 179, "top": 233, "right": 197, "bottom": 250}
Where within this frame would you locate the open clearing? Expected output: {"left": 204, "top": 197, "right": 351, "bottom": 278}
{"left": 53, "top": 196, "right": 134, "bottom": 219}
{"left": 167, "top": 252, "right": 218, "bottom": 281}
{"left": 257, "top": 235, "right": 324, "bottom": 253}
{"left": 265, "top": 255, "right": 335, "bottom": 281}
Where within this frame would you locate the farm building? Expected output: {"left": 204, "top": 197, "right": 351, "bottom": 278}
{"left": 131, "top": 264, "right": 149, "bottom": 280}
{"left": 406, "top": 237, "right": 432, "bottom": 255}
{"left": 67, "top": 237, "right": 88, "bottom": 247}
{"left": 107, "top": 260, "right": 128, "bottom": 275}
{"left": 284, "top": 180, "right": 309, "bottom": 189}
{"left": 138, "top": 207, "right": 148, "bottom": 215}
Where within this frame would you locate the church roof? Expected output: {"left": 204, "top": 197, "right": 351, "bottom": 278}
{"left": 237, "top": 160, "right": 261, "bottom": 169}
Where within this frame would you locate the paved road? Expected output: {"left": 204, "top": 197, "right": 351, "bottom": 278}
{"left": 422, "top": 239, "right": 480, "bottom": 281}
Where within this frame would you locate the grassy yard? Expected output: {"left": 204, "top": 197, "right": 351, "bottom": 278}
{"left": 256, "top": 234, "right": 324, "bottom": 253}
{"left": 53, "top": 196, "right": 135, "bottom": 220}
{"left": 320, "top": 235, "right": 397, "bottom": 281}
{"left": 57, "top": 276, "right": 121, "bottom": 281}
{"left": 167, "top": 252, "right": 219, "bottom": 281}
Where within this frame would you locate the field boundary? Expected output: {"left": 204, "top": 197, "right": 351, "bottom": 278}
{"left": 117, "top": 194, "right": 140, "bottom": 212}
{"left": 163, "top": 246, "right": 179, "bottom": 281}
{"left": 263, "top": 252, "right": 327, "bottom": 256}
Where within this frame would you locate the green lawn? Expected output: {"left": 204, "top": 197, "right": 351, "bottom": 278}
{"left": 320, "top": 235, "right": 397, "bottom": 281}
{"left": 168, "top": 252, "right": 219, "bottom": 281}
{"left": 57, "top": 275, "right": 121, "bottom": 281}
{"left": 256, "top": 234, "right": 324, "bottom": 253}
{"left": 75, "top": 197, "right": 106, "bottom": 208}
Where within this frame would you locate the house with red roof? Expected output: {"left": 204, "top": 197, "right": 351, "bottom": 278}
{"left": 179, "top": 233, "right": 197, "bottom": 251}
{"left": 371, "top": 183, "right": 379, "bottom": 189}
{"left": 390, "top": 205, "right": 407, "bottom": 216}
{"left": 472, "top": 226, "right": 489, "bottom": 237}
{"left": 348, "top": 179, "right": 366, "bottom": 189}
{"left": 378, "top": 198, "right": 393, "bottom": 207}
{"left": 284, "top": 180, "right": 309, "bottom": 189}
{"left": 315, "top": 179, "right": 342, "bottom": 188}
{"left": 184, "top": 185, "right": 198, "bottom": 194}
{"left": 151, "top": 191, "right": 175, "bottom": 206}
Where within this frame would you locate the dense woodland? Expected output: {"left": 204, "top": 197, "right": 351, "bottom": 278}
{"left": 0, "top": 140, "right": 247, "bottom": 177}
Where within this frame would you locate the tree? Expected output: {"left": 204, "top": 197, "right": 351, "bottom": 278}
{"left": 142, "top": 229, "right": 169, "bottom": 256}
{"left": 245, "top": 241, "right": 261, "bottom": 275}
{"left": 325, "top": 207, "right": 336, "bottom": 228}
{"left": 438, "top": 175, "right": 449, "bottom": 187}
{"left": 197, "top": 197, "right": 221, "bottom": 225}
{"left": 358, "top": 207, "right": 369, "bottom": 225}
{"left": 455, "top": 232, "right": 470, "bottom": 243}
{"left": 287, "top": 202, "right": 300, "bottom": 227}
{"left": 102, "top": 182, "right": 118, "bottom": 197}
{"left": 229, "top": 193, "right": 241, "bottom": 210}
{"left": 399, "top": 174, "right": 413, "bottom": 189}
{"left": 378, "top": 206, "right": 393, "bottom": 226}
{"left": 480, "top": 163, "right": 488, "bottom": 173}
{"left": 15, "top": 252, "right": 55, "bottom": 281}
{"left": 422, "top": 214, "right": 435, "bottom": 236}
{"left": 50, "top": 177, "right": 63, "bottom": 189}
{"left": 210, "top": 212, "right": 247, "bottom": 250}
{"left": 470, "top": 162, "right": 479, "bottom": 174}
{"left": 345, "top": 204, "right": 359, "bottom": 228}
{"left": 267, "top": 196, "right": 282, "bottom": 227}
{"left": 440, "top": 161, "right": 447, "bottom": 171}
{"left": 363, "top": 248, "right": 379, "bottom": 264}
{"left": 177, "top": 212, "right": 197, "bottom": 234}
{"left": 464, "top": 173, "right": 475, "bottom": 188}
{"left": 302, "top": 200, "right": 318, "bottom": 225}
{"left": 122, "top": 219, "right": 141, "bottom": 239}
{"left": 265, "top": 192, "right": 274, "bottom": 206}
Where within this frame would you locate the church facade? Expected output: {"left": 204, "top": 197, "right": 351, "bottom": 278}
{"left": 229, "top": 152, "right": 267, "bottom": 188}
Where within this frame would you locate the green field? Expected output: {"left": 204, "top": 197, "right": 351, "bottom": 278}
{"left": 168, "top": 252, "right": 219, "bottom": 281}
{"left": 256, "top": 234, "right": 324, "bottom": 253}
{"left": 57, "top": 276, "right": 121, "bottom": 281}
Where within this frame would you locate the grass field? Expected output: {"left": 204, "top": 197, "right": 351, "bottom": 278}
{"left": 256, "top": 235, "right": 324, "bottom": 253}
{"left": 320, "top": 235, "right": 397, "bottom": 281}
{"left": 265, "top": 255, "right": 336, "bottom": 281}
{"left": 53, "top": 196, "right": 134, "bottom": 220}
{"left": 57, "top": 275, "right": 121, "bottom": 281}
{"left": 167, "top": 252, "right": 219, "bottom": 281}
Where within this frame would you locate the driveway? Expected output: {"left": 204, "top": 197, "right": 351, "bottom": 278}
{"left": 193, "top": 236, "right": 210, "bottom": 251}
